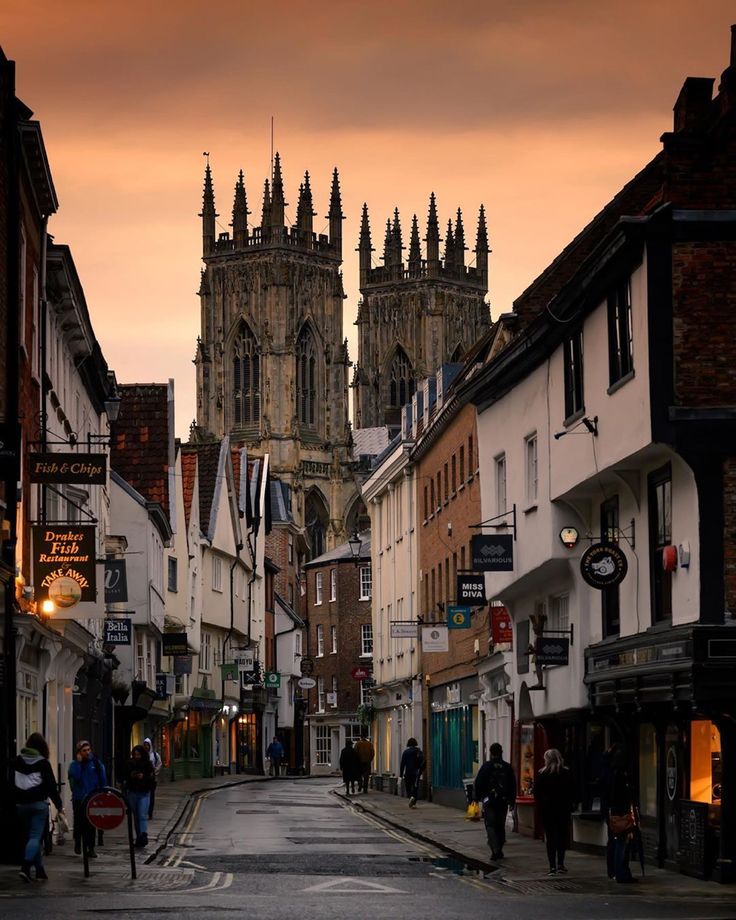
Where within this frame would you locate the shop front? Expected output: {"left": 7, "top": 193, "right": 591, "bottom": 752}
{"left": 429, "top": 677, "right": 480, "bottom": 809}
{"left": 585, "top": 626, "right": 736, "bottom": 882}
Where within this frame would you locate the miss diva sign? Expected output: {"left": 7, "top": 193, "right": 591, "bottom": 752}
{"left": 33, "top": 525, "right": 97, "bottom": 609}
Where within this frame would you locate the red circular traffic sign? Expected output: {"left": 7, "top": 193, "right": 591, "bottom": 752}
{"left": 351, "top": 666, "right": 371, "bottom": 681}
{"left": 85, "top": 789, "right": 126, "bottom": 830}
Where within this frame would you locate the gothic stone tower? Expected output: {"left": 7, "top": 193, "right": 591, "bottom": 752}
{"left": 352, "top": 195, "right": 490, "bottom": 429}
{"left": 194, "top": 154, "right": 355, "bottom": 555}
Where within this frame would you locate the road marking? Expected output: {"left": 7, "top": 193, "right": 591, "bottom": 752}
{"left": 302, "top": 877, "right": 406, "bottom": 894}
{"left": 177, "top": 859, "right": 207, "bottom": 870}
{"left": 185, "top": 870, "right": 234, "bottom": 893}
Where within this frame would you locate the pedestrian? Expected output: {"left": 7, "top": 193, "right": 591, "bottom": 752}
{"left": 605, "top": 747, "right": 638, "bottom": 883}
{"left": 399, "top": 737, "right": 425, "bottom": 808}
{"left": 13, "top": 733, "right": 65, "bottom": 882}
{"left": 473, "top": 742, "right": 516, "bottom": 861}
{"left": 265, "top": 736, "right": 285, "bottom": 777}
{"left": 339, "top": 739, "right": 360, "bottom": 795}
{"left": 143, "top": 738, "right": 162, "bottom": 819}
{"left": 354, "top": 732, "right": 375, "bottom": 793}
{"left": 535, "top": 748, "right": 575, "bottom": 875}
{"left": 123, "top": 744, "right": 155, "bottom": 848}
{"left": 68, "top": 739, "right": 107, "bottom": 858}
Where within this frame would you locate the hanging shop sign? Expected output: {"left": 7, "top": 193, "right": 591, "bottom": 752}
{"left": 351, "top": 666, "right": 371, "bottom": 681}
{"left": 390, "top": 621, "right": 418, "bottom": 639}
{"left": 580, "top": 543, "right": 628, "bottom": 589}
{"left": 173, "top": 654, "right": 192, "bottom": 676}
{"left": 264, "top": 671, "right": 281, "bottom": 688}
{"left": 104, "top": 560, "right": 128, "bottom": 604}
{"left": 234, "top": 649, "right": 255, "bottom": 671}
{"left": 421, "top": 626, "right": 449, "bottom": 653}
{"left": 491, "top": 605, "right": 513, "bottom": 644}
{"left": 28, "top": 451, "right": 107, "bottom": 485}
{"left": 221, "top": 662, "right": 238, "bottom": 682}
{"left": 162, "top": 633, "right": 189, "bottom": 656}
{"left": 447, "top": 605, "right": 471, "bottom": 629}
{"left": 33, "top": 525, "right": 97, "bottom": 607}
{"left": 299, "top": 656, "right": 315, "bottom": 676}
{"left": 155, "top": 673, "right": 175, "bottom": 699}
{"left": 535, "top": 636, "right": 570, "bottom": 666}
{"left": 471, "top": 534, "right": 514, "bottom": 572}
{"left": 103, "top": 617, "right": 131, "bottom": 645}
{"left": 457, "top": 574, "right": 487, "bottom": 606}
{"left": 298, "top": 677, "right": 316, "bottom": 690}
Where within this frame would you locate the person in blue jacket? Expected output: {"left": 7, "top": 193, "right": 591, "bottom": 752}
{"left": 68, "top": 739, "right": 107, "bottom": 857}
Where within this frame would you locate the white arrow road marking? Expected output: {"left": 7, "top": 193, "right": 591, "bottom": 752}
{"left": 302, "top": 877, "right": 405, "bottom": 894}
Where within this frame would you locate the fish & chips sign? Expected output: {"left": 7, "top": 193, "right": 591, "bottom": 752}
{"left": 33, "top": 525, "right": 97, "bottom": 607}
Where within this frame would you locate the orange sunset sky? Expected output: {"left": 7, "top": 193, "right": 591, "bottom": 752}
{"left": 1, "top": 2, "right": 734, "bottom": 437}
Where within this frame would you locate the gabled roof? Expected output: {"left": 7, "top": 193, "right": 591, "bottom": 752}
{"left": 352, "top": 426, "right": 391, "bottom": 459}
{"left": 111, "top": 384, "right": 171, "bottom": 521}
{"left": 181, "top": 450, "right": 197, "bottom": 533}
{"left": 304, "top": 529, "right": 371, "bottom": 568}
{"left": 181, "top": 440, "right": 223, "bottom": 540}
{"left": 269, "top": 480, "right": 293, "bottom": 525}
{"left": 275, "top": 592, "right": 304, "bottom": 627}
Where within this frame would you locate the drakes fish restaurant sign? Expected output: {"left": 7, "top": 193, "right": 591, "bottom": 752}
{"left": 32, "top": 525, "right": 97, "bottom": 607}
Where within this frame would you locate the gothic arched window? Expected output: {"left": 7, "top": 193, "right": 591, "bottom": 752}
{"left": 232, "top": 324, "right": 260, "bottom": 427}
{"left": 296, "top": 325, "right": 318, "bottom": 429}
{"left": 305, "top": 490, "right": 329, "bottom": 560}
{"left": 389, "top": 347, "right": 414, "bottom": 410}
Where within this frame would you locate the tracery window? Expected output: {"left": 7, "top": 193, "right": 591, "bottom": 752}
{"left": 296, "top": 326, "right": 318, "bottom": 428}
{"left": 232, "top": 324, "right": 260, "bottom": 426}
{"left": 389, "top": 347, "right": 414, "bottom": 410}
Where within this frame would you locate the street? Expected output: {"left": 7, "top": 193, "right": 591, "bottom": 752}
{"left": 1, "top": 778, "right": 735, "bottom": 920}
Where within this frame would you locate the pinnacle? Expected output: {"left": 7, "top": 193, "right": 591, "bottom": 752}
{"left": 329, "top": 167, "right": 343, "bottom": 217}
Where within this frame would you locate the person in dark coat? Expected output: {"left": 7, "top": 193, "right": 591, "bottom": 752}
{"left": 474, "top": 742, "right": 517, "bottom": 860}
{"left": 400, "top": 738, "right": 425, "bottom": 807}
{"left": 535, "top": 748, "right": 575, "bottom": 875}
{"left": 68, "top": 739, "right": 107, "bottom": 857}
{"left": 339, "top": 740, "right": 360, "bottom": 795}
{"left": 123, "top": 745, "right": 156, "bottom": 847}
{"left": 13, "top": 733, "right": 65, "bottom": 882}
{"left": 605, "top": 747, "right": 638, "bottom": 883}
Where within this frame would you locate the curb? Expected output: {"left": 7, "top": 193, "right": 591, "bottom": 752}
{"left": 333, "top": 789, "right": 496, "bottom": 876}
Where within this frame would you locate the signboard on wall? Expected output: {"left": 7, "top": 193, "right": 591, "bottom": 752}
{"left": 422, "top": 626, "right": 449, "bottom": 653}
{"left": 471, "top": 534, "right": 514, "bottom": 572}
{"left": 103, "top": 617, "right": 131, "bottom": 645}
{"left": 491, "top": 606, "right": 513, "bottom": 644}
{"left": 390, "top": 622, "right": 418, "bottom": 639}
{"left": 104, "top": 560, "right": 128, "bottom": 603}
{"left": 162, "top": 633, "right": 189, "bottom": 656}
{"left": 28, "top": 452, "right": 106, "bottom": 485}
{"left": 33, "top": 525, "right": 97, "bottom": 607}
{"left": 173, "top": 654, "right": 192, "bottom": 676}
{"left": 457, "top": 574, "right": 487, "bottom": 606}
{"left": 447, "top": 605, "right": 471, "bottom": 629}
{"left": 580, "top": 543, "right": 628, "bottom": 589}
{"left": 535, "top": 637, "right": 569, "bottom": 666}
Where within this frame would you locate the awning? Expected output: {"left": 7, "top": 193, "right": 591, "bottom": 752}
{"left": 188, "top": 696, "right": 223, "bottom": 713}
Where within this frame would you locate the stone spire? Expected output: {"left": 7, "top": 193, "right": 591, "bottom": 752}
{"left": 328, "top": 167, "right": 344, "bottom": 258}
{"left": 408, "top": 213, "right": 422, "bottom": 276}
{"left": 475, "top": 203, "right": 489, "bottom": 282}
{"left": 358, "top": 203, "right": 373, "bottom": 287}
{"left": 391, "top": 208, "right": 403, "bottom": 275}
{"left": 454, "top": 208, "right": 466, "bottom": 269}
{"left": 231, "top": 170, "right": 249, "bottom": 249}
{"left": 425, "top": 192, "right": 441, "bottom": 273}
{"left": 382, "top": 219, "right": 392, "bottom": 266}
{"left": 270, "top": 152, "right": 286, "bottom": 228}
{"left": 297, "top": 170, "right": 315, "bottom": 235}
{"left": 444, "top": 218, "right": 455, "bottom": 269}
{"left": 199, "top": 162, "right": 218, "bottom": 256}
{"left": 260, "top": 178, "right": 271, "bottom": 229}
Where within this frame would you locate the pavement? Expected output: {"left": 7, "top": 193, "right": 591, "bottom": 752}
{"left": 2, "top": 771, "right": 733, "bottom": 906}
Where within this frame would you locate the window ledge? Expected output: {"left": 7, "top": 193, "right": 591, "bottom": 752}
{"left": 607, "top": 369, "right": 636, "bottom": 396}
{"left": 523, "top": 504, "right": 538, "bottom": 515}
{"left": 563, "top": 408, "right": 586, "bottom": 428}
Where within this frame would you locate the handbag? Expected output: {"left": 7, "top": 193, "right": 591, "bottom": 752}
{"left": 608, "top": 809, "right": 636, "bottom": 836}
{"left": 465, "top": 801, "right": 481, "bottom": 822}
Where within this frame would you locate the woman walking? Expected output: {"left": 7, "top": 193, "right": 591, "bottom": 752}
{"left": 400, "top": 738, "right": 425, "bottom": 808}
{"left": 13, "top": 732, "right": 65, "bottom": 882}
{"left": 339, "top": 739, "right": 360, "bottom": 795}
{"left": 534, "top": 748, "right": 575, "bottom": 875}
{"left": 124, "top": 744, "right": 155, "bottom": 847}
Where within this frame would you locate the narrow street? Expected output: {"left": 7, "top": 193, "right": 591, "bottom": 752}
{"left": 1, "top": 778, "right": 735, "bottom": 920}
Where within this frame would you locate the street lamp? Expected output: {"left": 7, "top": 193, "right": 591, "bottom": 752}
{"left": 40, "top": 599, "right": 55, "bottom": 616}
{"left": 348, "top": 531, "right": 362, "bottom": 561}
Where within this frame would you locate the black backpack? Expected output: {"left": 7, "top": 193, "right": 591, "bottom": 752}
{"left": 486, "top": 762, "right": 509, "bottom": 804}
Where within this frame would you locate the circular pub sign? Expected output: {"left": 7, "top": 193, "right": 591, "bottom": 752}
{"left": 580, "top": 543, "right": 628, "bottom": 589}
{"left": 85, "top": 789, "right": 126, "bottom": 831}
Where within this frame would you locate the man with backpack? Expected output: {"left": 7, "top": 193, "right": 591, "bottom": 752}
{"left": 474, "top": 742, "right": 516, "bottom": 860}
{"left": 68, "top": 740, "right": 107, "bottom": 857}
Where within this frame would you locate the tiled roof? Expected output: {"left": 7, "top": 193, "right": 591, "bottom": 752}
{"left": 111, "top": 384, "right": 170, "bottom": 520}
{"left": 304, "top": 529, "right": 371, "bottom": 568}
{"left": 269, "top": 480, "right": 293, "bottom": 524}
{"left": 181, "top": 441, "right": 222, "bottom": 538}
{"left": 181, "top": 450, "right": 197, "bottom": 533}
{"left": 352, "top": 426, "right": 390, "bottom": 459}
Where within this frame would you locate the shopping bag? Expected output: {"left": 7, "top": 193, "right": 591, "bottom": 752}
{"left": 465, "top": 801, "right": 481, "bottom": 821}
{"left": 55, "top": 809, "right": 70, "bottom": 844}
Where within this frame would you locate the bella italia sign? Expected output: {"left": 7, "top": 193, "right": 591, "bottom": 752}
{"left": 33, "top": 525, "right": 97, "bottom": 608}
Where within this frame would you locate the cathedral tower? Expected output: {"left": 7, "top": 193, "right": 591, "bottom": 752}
{"left": 353, "top": 194, "right": 490, "bottom": 430}
{"left": 194, "top": 155, "right": 355, "bottom": 555}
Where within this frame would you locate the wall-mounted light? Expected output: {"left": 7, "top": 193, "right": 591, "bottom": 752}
{"left": 554, "top": 415, "right": 599, "bottom": 440}
{"left": 559, "top": 527, "right": 580, "bottom": 549}
{"left": 41, "top": 599, "right": 55, "bottom": 616}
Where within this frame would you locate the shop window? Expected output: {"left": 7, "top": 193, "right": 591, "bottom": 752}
{"left": 315, "top": 725, "right": 330, "bottom": 765}
{"left": 690, "top": 720, "right": 722, "bottom": 804}
{"left": 639, "top": 723, "right": 658, "bottom": 818}
{"left": 519, "top": 724, "right": 535, "bottom": 798}
{"left": 648, "top": 464, "right": 672, "bottom": 624}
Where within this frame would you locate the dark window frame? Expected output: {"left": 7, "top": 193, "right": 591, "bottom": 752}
{"left": 608, "top": 278, "right": 634, "bottom": 385}
{"left": 232, "top": 323, "right": 261, "bottom": 428}
{"left": 563, "top": 329, "right": 585, "bottom": 421}
{"left": 648, "top": 463, "right": 673, "bottom": 624}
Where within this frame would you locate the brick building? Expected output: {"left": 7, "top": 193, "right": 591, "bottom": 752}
{"left": 304, "top": 532, "right": 372, "bottom": 774}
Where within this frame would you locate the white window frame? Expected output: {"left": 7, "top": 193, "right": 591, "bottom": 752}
{"left": 360, "top": 679, "right": 372, "bottom": 706}
{"left": 495, "top": 453, "right": 507, "bottom": 515}
{"left": 361, "top": 623, "right": 373, "bottom": 657}
{"left": 330, "top": 567, "right": 337, "bottom": 602}
{"left": 331, "top": 675, "right": 338, "bottom": 706}
{"left": 525, "top": 433, "right": 538, "bottom": 505}
{"left": 288, "top": 533, "right": 294, "bottom": 564}
{"left": 315, "top": 572, "right": 323, "bottom": 605}
{"left": 331, "top": 624, "right": 337, "bottom": 654}
{"left": 315, "top": 723, "right": 330, "bottom": 763}
{"left": 317, "top": 676, "right": 325, "bottom": 713}
{"left": 316, "top": 624, "right": 324, "bottom": 657}
{"left": 212, "top": 555, "right": 223, "bottom": 592}
{"left": 294, "top": 631, "right": 302, "bottom": 657}
{"left": 201, "top": 631, "right": 212, "bottom": 673}
{"left": 548, "top": 593, "right": 570, "bottom": 633}
{"left": 359, "top": 565, "right": 372, "bottom": 600}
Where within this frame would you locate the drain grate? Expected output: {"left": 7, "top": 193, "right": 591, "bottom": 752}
{"left": 495, "top": 877, "right": 583, "bottom": 894}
